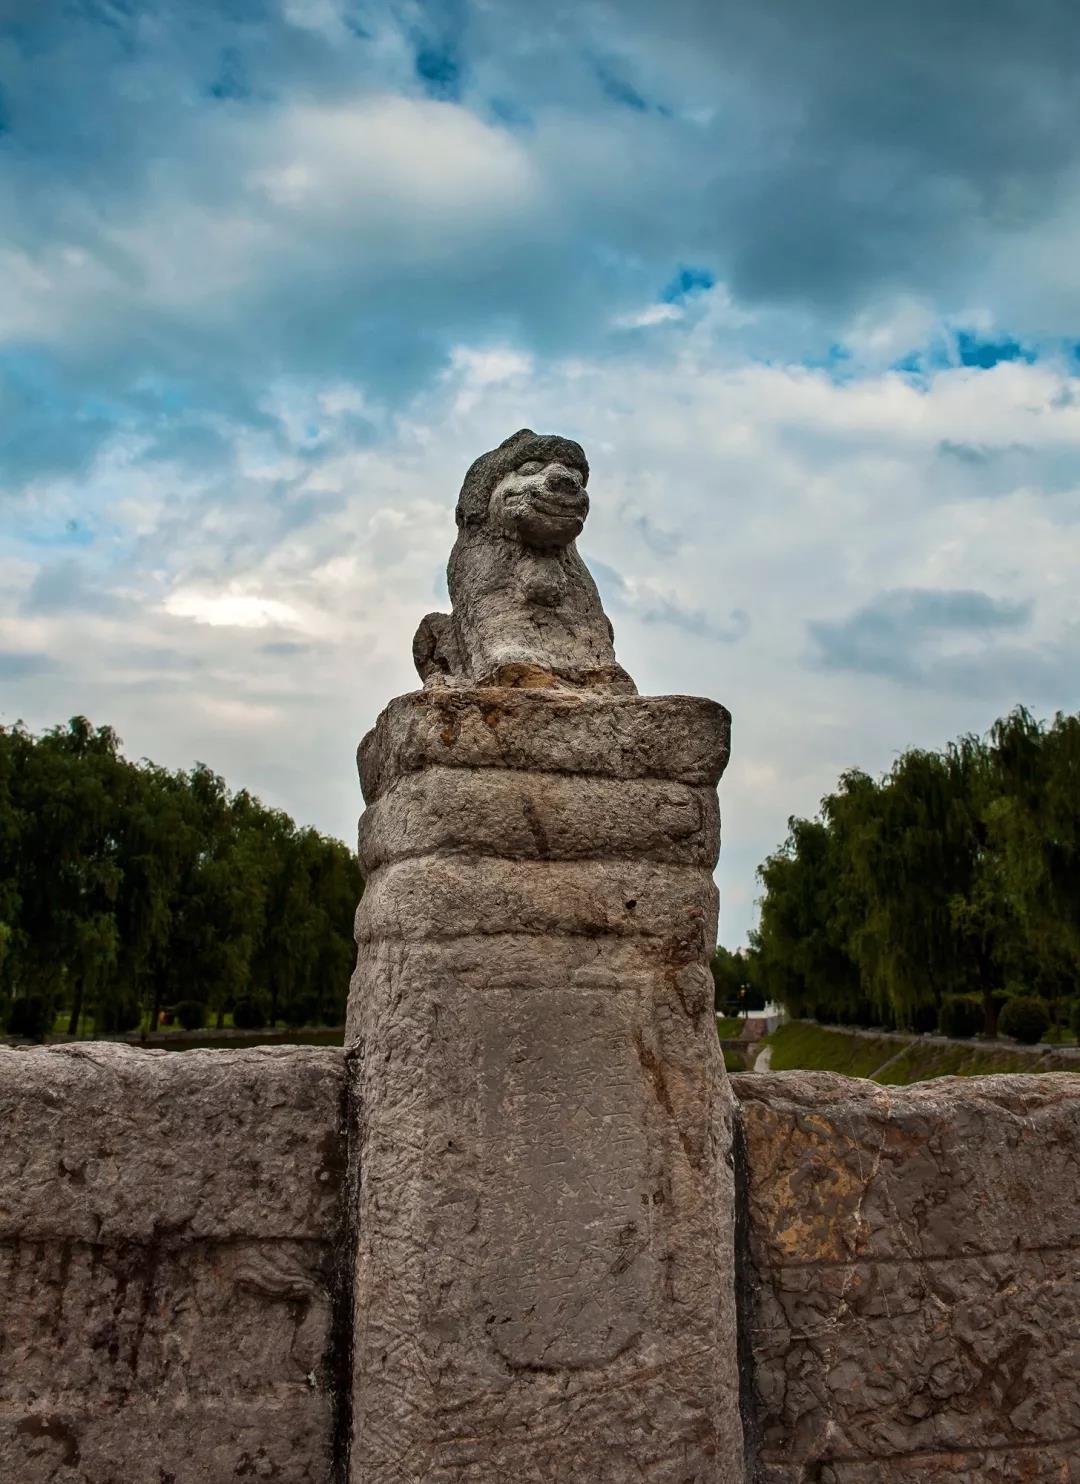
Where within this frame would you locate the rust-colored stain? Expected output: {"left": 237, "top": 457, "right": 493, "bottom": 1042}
{"left": 437, "top": 705, "right": 460, "bottom": 748}
{"left": 488, "top": 662, "right": 559, "bottom": 689}
{"left": 746, "top": 1112, "right": 872, "bottom": 1263}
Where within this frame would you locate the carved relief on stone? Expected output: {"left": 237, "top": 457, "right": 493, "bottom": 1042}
{"left": 412, "top": 428, "right": 637, "bottom": 693}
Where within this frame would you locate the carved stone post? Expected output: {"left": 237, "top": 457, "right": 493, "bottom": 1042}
{"left": 346, "top": 432, "right": 743, "bottom": 1483}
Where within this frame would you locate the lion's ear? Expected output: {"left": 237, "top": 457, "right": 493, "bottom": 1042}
{"left": 497, "top": 428, "right": 535, "bottom": 449}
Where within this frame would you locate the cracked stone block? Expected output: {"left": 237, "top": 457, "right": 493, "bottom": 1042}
{"left": 0, "top": 1044, "right": 347, "bottom": 1484}
{"left": 732, "top": 1072, "right": 1080, "bottom": 1484}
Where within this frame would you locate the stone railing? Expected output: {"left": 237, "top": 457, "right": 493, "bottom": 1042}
{"left": 3, "top": 1046, "right": 1076, "bottom": 1481}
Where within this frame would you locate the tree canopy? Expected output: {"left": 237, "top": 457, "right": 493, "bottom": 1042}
{"left": 0, "top": 718, "right": 361, "bottom": 1039}
{"left": 749, "top": 707, "right": 1080, "bottom": 1035}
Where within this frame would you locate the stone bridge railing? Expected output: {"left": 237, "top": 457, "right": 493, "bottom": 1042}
{"left": 2, "top": 1043, "right": 1076, "bottom": 1482}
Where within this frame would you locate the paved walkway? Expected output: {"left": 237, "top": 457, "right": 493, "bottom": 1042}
{"left": 753, "top": 1044, "right": 773, "bottom": 1073}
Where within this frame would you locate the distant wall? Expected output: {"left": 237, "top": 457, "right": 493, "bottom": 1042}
{"left": 0, "top": 1045, "right": 346, "bottom": 1484}
{"left": 732, "top": 1072, "right": 1080, "bottom": 1483}
{"left": 1, "top": 1048, "right": 1077, "bottom": 1482}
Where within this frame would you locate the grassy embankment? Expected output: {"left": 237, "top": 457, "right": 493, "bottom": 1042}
{"left": 716, "top": 1016, "right": 752, "bottom": 1072}
{"left": 761, "top": 1021, "right": 1078, "bottom": 1084}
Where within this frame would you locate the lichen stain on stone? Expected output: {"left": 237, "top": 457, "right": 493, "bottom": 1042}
{"left": 487, "top": 662, "right": 559, "bottom": 689}
{"left": 15, "top": 1414, "right": 81, "bottom": 1467}
{"left": 769, "top": 1149, "right": 869, "bottom": 1263}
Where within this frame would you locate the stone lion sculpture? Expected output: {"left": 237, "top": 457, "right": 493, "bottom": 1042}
{"left": 413, "top": 428, "right": 637, "bottom": 693}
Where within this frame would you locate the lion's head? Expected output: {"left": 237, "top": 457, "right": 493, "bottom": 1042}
{"left": 455, "top": 428, "right": 590, "bottom": 550}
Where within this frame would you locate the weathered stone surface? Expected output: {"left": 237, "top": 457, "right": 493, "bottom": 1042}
{"left": 355, "top": 856, "right": 719, "bottom": 949}
{"left": 349, "top": 981, "right": 738, "bottom": 1483}
{"left": 358, "top": 687, "right": 731, "bottom": 804}
{"left": 0, "top": 1044, "right": 346, "bottom": 1484}
{"left": 345, "top": 933, "right": 715, "bottom": 1051}
{"left": 348, "top": 685, "right": 742, "bottom": 1483}
{"left": 413, "top": 429, "right": 635, "bottom": 693}
{"left": 358, "top": 767, "right": 720, "bottom": 869}
{"left": 731, "top": 1072, "right": 1080, "bottom": 1483}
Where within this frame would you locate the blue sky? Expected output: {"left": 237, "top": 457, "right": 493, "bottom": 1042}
{"left": 3, "top": 0, "right": 1080, "bottom": 943}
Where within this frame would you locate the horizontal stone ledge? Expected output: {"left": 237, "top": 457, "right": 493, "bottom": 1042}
{"left": 358, "top": 766, "right": 720, "bottom": 871}
{"left": 0, "top": 1045, "right": 345, "bottom": 1243}
{"left": 731, "top": 1068, "right": 1080, "bottom": 1267}
{"left": 747, "top": 1238, "right": 1080, "bottom": 1275}
{"left": 0, "top": 1397, "right": 337, "bottom": 1484}
{"left": 354, "top": 855, "right": 718, "bottom": 949}
{"left": 357, "top": 687, "right": 731, "bottom": 803}
{"left": 344, "top": 933, "right": 714, "bottom": 1048}
{"left": 349, "top": 928, "right": 699, "bottom": 985}
{"left": 758, "top": 1441, "right": 1080, "bottom": 1484}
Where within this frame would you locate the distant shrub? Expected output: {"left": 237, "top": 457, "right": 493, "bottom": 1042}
{"left": 98, "top": 997, "right": 141, "bottom": 1034}
{"left": 282, "top": 992, "right": 320, "bottom": 1029}
{"left": 846, "top": 999, "right": 879, "bottom": 1028}
{"left": 909, "top": 1003, "right": 939, "bottom": 1034}
{"left": 939, "top": 994, "right": 982, "bottom": 1039}
{"left": 174, "top": 999, "right": 206, "bottom": 1032}
{"left": 1071, "top": 1000, "right": 1080, "bottom": 1039}
{"left": 812, "top": 1003, "right": 841, "bottom": 1025}
{"left": 232, "top": 996, "right": 267, "bottom": 1030}
{"left": 998, "top": 995, "right": 1050, "bottom": 1045}
{"left": 6, "top": 994, "right": 50, "bottom": 1040}
{"left": 987, "top": 988, "right": 1010, "bottom": 1035}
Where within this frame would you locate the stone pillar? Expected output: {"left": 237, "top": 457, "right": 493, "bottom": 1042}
{"left": 346, "top": 686, "right": 743, "bottom": 1483}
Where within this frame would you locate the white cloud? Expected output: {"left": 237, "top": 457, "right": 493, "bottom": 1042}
{"left": 162, "top": 591, "right": 302, "bottom": 629}
{"left": 249, "top": 96, "right": 539, "bottom": 236}
{"left": 843, "top": 297, "right": 938, "bottom": 366}
{"left": 2, "top": 94, "right": 543, "bottom": 348}
{"left": 614, "top": 303, "right": 684, "bottom": 329}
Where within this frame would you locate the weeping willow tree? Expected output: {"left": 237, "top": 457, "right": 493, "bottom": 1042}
{"left": 752, "top": 708, "right": 1080, "bottom": 1034}
{"left": 0, "top": 717, "right": 362, "bottom": 1039}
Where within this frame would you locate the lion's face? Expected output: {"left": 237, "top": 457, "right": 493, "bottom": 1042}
{"left": 488, "top": 457, "right": 589, "bottom": 549}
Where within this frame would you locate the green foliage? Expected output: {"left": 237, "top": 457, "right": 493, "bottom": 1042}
{"left": 908, "top": 1002, "right": 939, "bottom": 1034}
{"left": 97, "top": 996, "right": 141, "bottom": 1034}
{"left": 173, "top": 999, "right": 206, "bottom": 1032}
{"left": 998, "top": 995, "right": 1050, "bottom": 1045}
{"left": 938, "top": 994, "right": 983, "bottom": 1039}
{"left": 232, "top": 996, "right": 267, "bottom": 1030}
{"left": 6, "top": 993, "right": 51, "bottom": 1040}
{"left": 1071, "top": 1000, "right": 1080, "bottom": 1039}
{"left": 0, "top": 718, "right": 362, "bottom": 1040}
{"left": 710, "top": 945, "right": 762, "bottom": 1013}
{"left": 281, "top": 990, "right": 321, "bottom": 1029}
{"left": 752, "top": 708, "right": 1080, "bottom": 1036}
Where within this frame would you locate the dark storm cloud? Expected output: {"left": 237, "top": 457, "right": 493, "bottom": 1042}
{"left": 3, "top": 0, "right": 1080, "bottom": 491}
{"left": 808, "top": 586, "right": 1034, "bottom": 685}
{"left": 0, "top": 352, "right": 116, "bottom": 490}
{"left": 623, "top": 510, "right": 683, "bottom": 559}
{"left": 0, "top": 650, "right": 57, "bottom": 679}
{"left": 625, "top": 0, "right": 1080, "bottom": 309}
{"left": 642, "top": 599, "right": 749, "bottom": 644}
{"left": 934, "top": 437, "right": 1080, "bottom": 499}
{"left": 260, "top": 640, "right": 312, "bottom": 656}
{"left": 22, "top": 560, "right": 125, "bottom": 617}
